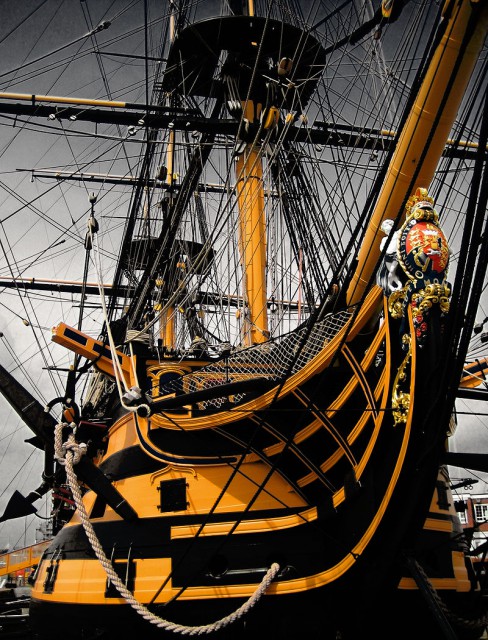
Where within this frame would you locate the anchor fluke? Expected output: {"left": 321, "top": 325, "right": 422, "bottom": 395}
{"left": 0, "top": 490, "right": 38, "bottom": 523}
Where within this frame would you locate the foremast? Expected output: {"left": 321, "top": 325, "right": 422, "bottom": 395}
{"left": 234, "top": 0, "right": 269, "bottom": 345}
{"left": 235, "top": 118, "right": 270, "bottom": 345}
{"left": 159, "top": 1, "right": 177, "bottom": 351}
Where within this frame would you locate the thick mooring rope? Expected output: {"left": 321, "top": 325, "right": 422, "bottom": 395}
{"left": 54, "top": 423, "right": 280, "bottom": 635}
{"left": 410, "top": 557, "right": 488, "bottom": 634}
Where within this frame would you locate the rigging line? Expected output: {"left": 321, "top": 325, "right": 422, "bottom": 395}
{"left": 81, "top": 3, "right": 135, "bottom": 180}
{"left": 130, "top": 127, "right": 274, "bottom": 342}
{"left": 0, "top": 239, "right": 67, "bottom": 282}
{"left": 2, "top": 48, "right": 152, "bottom": 100}
{"left": 94, "top": 49, "right": 167, "bottom": 63}
{"left": 0, "top": 177, "right": 122, "bottom": 273}
{"left": 0, "top": 299, "right": 50, "bottom": 332}
{"left": 74, "top": 239, "right": 93, "bottom": 370}
{"left": 361, "top": 2, "right": 395, "bottom": 125}
{"left": 0, "top": 22, "right": 112, "bottom": 81}
{"left": 318, "top": 110, "right": 384, "bottom": 239}
{"left": 310, "top": 0, "right": 350, "bottom": 32}
{"left": 90, "top": 230, "right": 134, "bottom": 403}
{"left": 0, "top": 178, "right": 83, "bottom": 245}
{"left": 122, "top": 100, "right": 225, "bottom": 331}
{"left": 41, "top": 32, "right": 149, "bottom": 173}
{"left": 338, "top": 3, "right": 444, "bottom": 300}
{"left": 299, "top": 102, "right": 361, "bottom": 247}
{"left": 282, "top": 128, "right": 342, "bottom": 276}
{"left": 0, "top": 446, "right": 39, "bottom": 502}
{"left": 316, "top": 4, "right": 415, "bottom": 128}
{"left": 0, "top": 116, "right": 151, "bottom": 153}
{"left": 107, "top": 0, "right": 141, "bottom": 24}
{"left": 0, "top": 332, "right": 49, "bottom": 403}
{"left": 0, "top": 0, "right": 50, "bottom": 47}
{"left": 57, "top": 121, "right": 91, "bottom": 201}
{"left": 0, "top": 137, "right": 128, "bottom": 224}
{"left": 11, "top": 513, "right": 48, "bottom": 550}
{"left": 284, "top": 140, "right": 347, "bottom": 288}
{"left": 0, "top": 427, "right": 27, "bottom": 445}
{"left": 188, "top": 211, "right": 235, "bottom": 326}
{"left": 439, "top": 96, "right": 488, "bottom": 436}
{"left": 269, "top": 156, "right": 323, "bottom": 306}
{"left": 0, "top": 0, "right": 67, "bottom": 162}
{"left": 0, "top": 141, "right": 139, "bottom": 248}
{"left": 0, "top": 225, "right": 63, "bottom": 394}
{"left": 299, "top": 0, "right": 321, "bottom": 32}
{"left": 144, "top": 0, "right": 150, "bottom": 113}
{"left": 0, "top": 13, "right": 168, "bottom": 90}
{"left": 434, "top": 62, "right": 488, "bottom": 246}
{"left": 11, "top": 448, "right": 43, "bottom": 498}
{"left": 268, "top": 114, "right": 342, "bottom": 298}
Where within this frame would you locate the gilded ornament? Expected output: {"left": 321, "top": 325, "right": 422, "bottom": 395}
{"left": 392, "top": 334, "right": 412, "bottom": 425}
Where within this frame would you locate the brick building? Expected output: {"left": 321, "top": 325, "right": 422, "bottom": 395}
{"left": 454, "top": 490, "right": 488, "bottom": 572}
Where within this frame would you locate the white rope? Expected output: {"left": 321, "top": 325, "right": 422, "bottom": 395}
{"left": 89, "top": 226, "right": 128, "bottom": 390}
{"left": 55, "top": 422, "right": 280, "bottom": 635}
{"left": 128, "top": 342, "right": 140, "bottom": 389}
{"left": 87, "top": 222, "right": 149, "bottom": 414}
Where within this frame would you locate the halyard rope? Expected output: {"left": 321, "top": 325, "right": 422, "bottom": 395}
{"left": 54, "top": 422, "right": 280, "bottom": 635}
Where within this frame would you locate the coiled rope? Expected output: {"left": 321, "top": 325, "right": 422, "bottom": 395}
{"left": 54, "top": 422, "right": 280, "bottom": 635}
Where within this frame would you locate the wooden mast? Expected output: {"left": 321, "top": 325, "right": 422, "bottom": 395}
{"left": 346, "top": 0, "right": 488, "bottom": 306}
{"left": 235, "top": 123, "right": 269, "bottom": 345}
{"left": 159, "top": 3, "right": 177, "bottom": 350}
{"left": 234, "top": 0, "right": 269, "bottom": 345}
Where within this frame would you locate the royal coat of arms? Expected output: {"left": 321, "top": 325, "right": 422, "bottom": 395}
{"left": 381, "top": 188, "right": 451, "bottom": 348}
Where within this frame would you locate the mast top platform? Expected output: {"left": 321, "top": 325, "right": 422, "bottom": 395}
{"left": 162, "top": 15, "right": 326, "bottom": 108}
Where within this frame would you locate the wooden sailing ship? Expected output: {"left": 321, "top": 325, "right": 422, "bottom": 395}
{"left": 0, "top": 1, "right": 487, "bottom": 638}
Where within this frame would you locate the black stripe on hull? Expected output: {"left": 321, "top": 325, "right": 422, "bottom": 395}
{"left": 29, "top": 590, "right": 341, "bottom": 640}
{"left": 29, "top": 583, "right": 484, "bottom": 640}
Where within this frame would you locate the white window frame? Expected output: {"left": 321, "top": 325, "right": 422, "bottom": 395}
{"left": 474, "top": 503, "right": 488, "bottom": 523}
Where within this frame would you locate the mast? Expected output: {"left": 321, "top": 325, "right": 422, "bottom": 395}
{"left": 159, "top": 1, "right": 177, "bottom": 351}
{"left": 346, "top": 0, "right": 488, "bottom": 306}
{"left": 234, "top": 0, "right": 269, "bottom": 345}
{"left": 236, "top": 136, "right": 269, "bottom": 345}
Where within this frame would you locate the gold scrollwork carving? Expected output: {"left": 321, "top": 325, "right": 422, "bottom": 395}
{"left": 392, "top": 333, "right": 412, "bottom": 425}
{"left": 412, "top": 282, "right": 451, "bottom": 317}
{"left": 388, "top": 288, "right": 407, "bottom": 319}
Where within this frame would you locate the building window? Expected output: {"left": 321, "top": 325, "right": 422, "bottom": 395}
{"left": 474, "top": 503, "right": 488, "bottom": 524}
{"left": 458, "top": 509, "right": 468, "bottom": 525}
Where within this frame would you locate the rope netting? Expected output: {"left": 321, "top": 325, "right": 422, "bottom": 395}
{"left": 156, "top": 309, "right": 352, "bottom": 410}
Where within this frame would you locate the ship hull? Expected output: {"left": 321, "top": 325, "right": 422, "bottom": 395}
{"left": 28, "top": 291, "right": 482, "bottom": 639}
